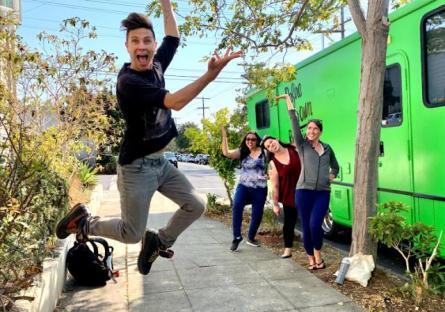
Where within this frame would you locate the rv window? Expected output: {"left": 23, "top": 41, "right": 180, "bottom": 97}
{"left": 382, "top": 64, "right": 402, "bottom": 127}
{"left": 255, "top": 99, "right": 270, "bottom": 129}
{"left": 423, "top": 9, "right": 445, "bottom": 107}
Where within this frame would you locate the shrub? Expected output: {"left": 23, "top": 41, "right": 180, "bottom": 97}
{"left": 261, "top": 206, "right": 280, "bottom": 230}
{"left": 205, "top": 193, "right": 231, "bottom": 215}
{"left": 96, "top": 154, "right": 117, "bottom": 174}
{"left": 78, "top": 162, "right": 98, "bottom": 189}
{"left": 0, "top": 162, "right": 69, "bottom": 309}
{"left": 369, "top": 202, "right": 444, "bottom": 304}
{"left": 0, "top": 14, "right": 114, "bottom": 310}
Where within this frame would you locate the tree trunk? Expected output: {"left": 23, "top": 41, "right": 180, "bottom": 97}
{"left": 224, "top": 180, "right": 233, "bottom": 207}
{"left": 348, "top": 0, "right": 389, "bottom": 257}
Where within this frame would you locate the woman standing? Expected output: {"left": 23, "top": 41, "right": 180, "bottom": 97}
{"left": 276, "top": 94, "right": 339, "bottom": 270}
{"left": 222, "top": 128, "right": 268, "bottom": 251}
{"left": 260, "top": 136, "right": 301, "bottom": 258}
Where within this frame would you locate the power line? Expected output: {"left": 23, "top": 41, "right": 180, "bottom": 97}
{"left": 208, "top": 84, "right": 239, "bottom": 99}
{"left": 25, "top": 17, "right": 118, "bottom": 30}
{"left": 17, "top": 65, "right": 245, "bottom": 84}
{"left": 90, "top": 69, "right": 243, "bottom": 82}
{"left": 26, "top": 0, "right": 227, "bottom": 17}
{"left": 27, "top": 0, "right": 131, "bottom": 15}
{"left": 19, "top": 24, "right": 218, "bottom": 46}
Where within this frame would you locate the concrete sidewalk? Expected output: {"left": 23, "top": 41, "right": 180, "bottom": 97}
{"left": 57, "top": 177, "right": 364, "bottom": 312}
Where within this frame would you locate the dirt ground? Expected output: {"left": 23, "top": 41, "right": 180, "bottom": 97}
{"left": 205, "top": 210, "right": 445, "bottom": 312}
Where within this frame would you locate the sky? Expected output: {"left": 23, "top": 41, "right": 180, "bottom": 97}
{"left": 16, "top": 0, "right": 357, "bottom": 126}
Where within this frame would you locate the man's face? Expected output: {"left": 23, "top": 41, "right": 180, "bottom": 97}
{"left": 125, "top": 28, "right": 157, "bottom": 71}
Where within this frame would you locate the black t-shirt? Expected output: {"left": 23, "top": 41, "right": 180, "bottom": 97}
{"left": 117, "top": 36, "right": 180, "bottom": 165}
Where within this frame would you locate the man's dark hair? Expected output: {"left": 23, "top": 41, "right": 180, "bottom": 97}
{"left": 121, "top": 12, "right": 155, "bottom": 40}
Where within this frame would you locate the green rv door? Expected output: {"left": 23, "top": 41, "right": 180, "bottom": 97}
{"left": 378, "top": 53, "right": 414, "bottom": 223}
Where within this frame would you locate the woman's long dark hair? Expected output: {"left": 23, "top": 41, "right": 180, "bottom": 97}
{"left": 239, "top": 131, "right": 263, "bottom": 162}
{"left": 260, "top": 136, "right": 294, "bottom": 163}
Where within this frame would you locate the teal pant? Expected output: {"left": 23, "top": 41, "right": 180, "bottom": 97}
{"left": 89, "top": 154, "right": 205, "bottom": 247}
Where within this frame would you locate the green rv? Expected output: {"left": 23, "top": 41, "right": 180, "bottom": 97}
{"left": 246, "top": 0, "right": 445, "bottom": 256}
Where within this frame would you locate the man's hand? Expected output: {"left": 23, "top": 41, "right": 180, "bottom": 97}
{"left": 164, "top": 48, "right": 241, "bottom": 111}
{"left": 159, "top": 0, "right": 179, "bottom": 38}
{"left": 207, "top": 48, "right": 242, "bottom": 80}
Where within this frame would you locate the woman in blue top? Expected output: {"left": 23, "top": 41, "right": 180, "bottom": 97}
{"left": 222, "top": 127, "right": 268, "bottom": 251}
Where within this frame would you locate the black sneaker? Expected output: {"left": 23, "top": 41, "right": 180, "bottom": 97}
{"left": 246, "top": 238, "right": 261, "bottom": 247}
{"left": 138, "top": 230, "right": 170, "bottom": 275}
{"left": 230, "top": 237, "right": 243, "bottom": 252}
{"left": 55, "top": 203, "right": 90, "bottom": 239}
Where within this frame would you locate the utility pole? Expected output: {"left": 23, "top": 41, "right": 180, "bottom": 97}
{"left": 196, "top": 97, "right": 210, "bottom": 120}
{"left": 317, "top": 5, "right": 350, "bottom": 49}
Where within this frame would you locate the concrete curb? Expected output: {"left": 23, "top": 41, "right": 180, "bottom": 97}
{"left": 15, "top": 183, "right": 103, "bottom": 312}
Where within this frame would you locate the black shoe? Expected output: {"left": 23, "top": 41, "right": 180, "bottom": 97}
{"left": 245, "top": 238, "right": 261, "bottom": 247}
{"left": 138, "top": 230, "right": 172, "bottom": 275}
{"left": 230, "top": 237, "right": 243, "bottom": 252}
{"left": 55, "top": 203, "right": 90, "bottom": 239}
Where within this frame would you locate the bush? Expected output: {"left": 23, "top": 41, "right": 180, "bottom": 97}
{"left": 0, "top": 162, "right": 69, "bottom": 308}
{"left": 96, "top": 154, "right": 117, "bottom": 174}
{"left": 78, "top": 162, "right": 98, "bottom": 189}
{"left": 261, "top": 206, "right": 280, "bottom": 230}
{"left": 205, "top": 193, "right": 231, "bottom": 215}
{"left": 369, "top": 201, "right": 444, "bottom": 304}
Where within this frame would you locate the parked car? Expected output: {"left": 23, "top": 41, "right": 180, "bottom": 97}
{"left": 183, "top": 154, "right": 195, "bottom": 163}
{"left": 196, "top": 154, "right": 209, "bottom": 165}
{"left": 163, "top": 151, "right": 178, "bottom": 168}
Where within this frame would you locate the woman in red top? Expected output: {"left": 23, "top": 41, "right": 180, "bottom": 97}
{"left": 261, "top": 136, "right": 301, "bottom": 258}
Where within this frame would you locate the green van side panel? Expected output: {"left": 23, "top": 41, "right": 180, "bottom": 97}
{"left": 330, "top": 186, "right": 352, "bottom": 226}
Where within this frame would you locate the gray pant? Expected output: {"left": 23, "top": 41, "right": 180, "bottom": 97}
{"left": 89, "top": 154, "right": 205, "bottom": 247}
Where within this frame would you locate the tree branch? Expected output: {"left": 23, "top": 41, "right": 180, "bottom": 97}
{"left": 348, "top": 0, "right": 366, "bottom": 36}
{"left": 281, "top": 0, "right": 310, "bottom": 44}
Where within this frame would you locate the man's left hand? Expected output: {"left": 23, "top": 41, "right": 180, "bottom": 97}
{"left": 207, "top": 48, "right": 242, "bottom": 80}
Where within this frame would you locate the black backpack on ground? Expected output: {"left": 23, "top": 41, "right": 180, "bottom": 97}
{"left": 66, "top": 237, "right": 114, "bottom": 286}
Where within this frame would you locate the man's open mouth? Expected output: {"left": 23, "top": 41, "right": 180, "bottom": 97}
{"left": 137, "top": 55, "right": 149, "bottom": 63}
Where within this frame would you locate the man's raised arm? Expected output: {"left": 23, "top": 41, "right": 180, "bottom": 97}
{"left": 160, "top": 0, "right": 179, "bottom": 38}
{"left": 164, "top": 48, "right": 242, "bottom": 111}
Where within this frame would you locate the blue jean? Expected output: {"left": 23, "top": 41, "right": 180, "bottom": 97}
{"left": 295, "top": 189, "right": 330, "bottom": 256}
{"left": 89, "top": 154, "right": 205, "bottom": 247}
{"left": 232, "top": 184, "right": 267, "bottom": 240}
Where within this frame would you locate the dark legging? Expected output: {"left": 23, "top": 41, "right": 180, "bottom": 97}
{"left": 295, "top": 189, "right": 330, "bottom": 256}
{"left": 232, "top": 184, "right": 267, "bottom": 240}
{"left": 282, "top": 204, "right": 298, "bottom": 248}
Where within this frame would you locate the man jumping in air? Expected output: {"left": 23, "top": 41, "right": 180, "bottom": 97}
{"left": 56, "top": 0, "right": 242, "bottom": 275}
